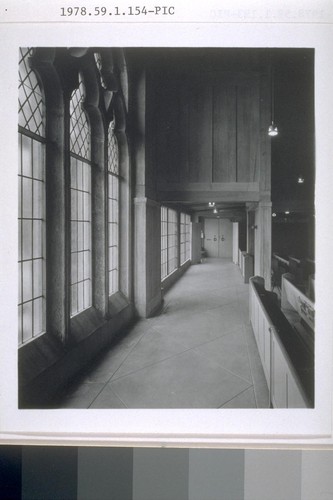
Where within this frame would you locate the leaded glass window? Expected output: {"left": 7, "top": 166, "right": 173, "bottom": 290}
{"left": 180, "top": 212, "right": 191, "bottom": 264}
{"left": 185, "top": 213, "right": 191, "bottom": 262}
{"left": 70, "top": 75, "right": 91, "bottom": 160}
{"left": 70, "top": 74, "right": 92, "bottom": 316}
{"left": 18, "top": 48, "right": 46, "bottom": 345}
{"left": 19, "top": 48, "right": 45, "bottom": 136}
{"left": 180, "top": 213, "right": 186, "bottom": 265}
{"left": 107, "top": 119, "right": 119, "bottom": 295}
{"left": 167, "top": 208, "right": 178, "bottom": 275}
{"left": 161, "top": 206, "right": 168, "bottom": 280}
{"left": 94, "top": 52, "right": 107, "bottom": 89}
{"left": 161, "top": 207, "right": 178, "bottom": 280}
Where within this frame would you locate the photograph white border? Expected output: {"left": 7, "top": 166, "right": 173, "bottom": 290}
{"left": 1, "top": 1, "right": 333, "bottom": 447}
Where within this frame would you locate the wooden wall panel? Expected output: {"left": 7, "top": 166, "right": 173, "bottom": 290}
{"left": 259, "top": 73, "right": 271, "bottom": 192}
{"left": 151, "top": 71, "right": 267, "bottom": 198}
{"left": 178, "top": 87, "right": 189, "bottom": 184}
{"left": 155, "top": 86, "right": 183, "bottom": 185}
{"left": 213, "top": 85, "right": 237, "bottom": 182}
{"left": 167, "top": 89, "right": 183, "bottom": 184}
{"left": 237, "top": 84, "right": 260, "bottom": 182}
{"left": 187, "top": 84, "right": 213, "bottom": 183}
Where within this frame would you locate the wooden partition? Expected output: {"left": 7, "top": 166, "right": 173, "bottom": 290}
{"left": 249, "top": 276, "right": 314, "bottom": 408}
{"left": 238, "top": 251, "right": 254, "bottom": 283}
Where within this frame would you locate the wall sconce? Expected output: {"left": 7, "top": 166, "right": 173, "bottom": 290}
{"left": 251, "top": 225, "right": 258, "bottom": 230}
{"left": 298, "top": 176, "right": 305, "bottom": 184}
{"left": 208, "top": 202, "right": 215, "bottom": 207}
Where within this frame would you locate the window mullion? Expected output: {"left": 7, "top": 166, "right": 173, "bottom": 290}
{"left": 18, "top": 47, "right": 46, "bottom": 346}
{"left": 69, "top": 74, "right": 92, "bottom": 318}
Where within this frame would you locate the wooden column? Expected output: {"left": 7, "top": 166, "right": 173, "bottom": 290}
{"left": 247, "top": 210, "right": 256, "bottom": 256}
{"left": 191, "top": 222, "right": 202, "bottom": 264}
{"left": 254, "top": 200, "right": 272, "bottom": 290}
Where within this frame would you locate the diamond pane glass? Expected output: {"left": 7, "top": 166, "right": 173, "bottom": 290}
{"left": 70, "top": 75, "right": 92, "bottom": 316}
{"left": 70, "top": 74, "right": 91, "bottom": 160}
{"left": 94, "top": 52, "right": 102, "bottom": 72}
{"left": 108, "top": 120, "right": 119, "bottom": 296}
{"left": 94, "top": 52, "right": 107, "bottom": 89}
{"left": 108, "top": 120, "right": 119, "bottom": 175}
{"left": 18, "top": 47, "right": 46, "bottom": 344}
{"left": 18, "top": 48, "right": 45, "bottom": 137}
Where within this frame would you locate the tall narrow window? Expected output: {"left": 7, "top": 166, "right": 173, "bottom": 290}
{"left": 161, "top": 206, "right": 178, "bottom": 280}
{"left": 107, "top": 118, "right": 119, "bottom": 296}
{"left": 180, "top": 213, "right": 186, "bottom": 265}
{"left": 185, "top": 214, "right": 191, "bottom": 262}
{"left": 161, "top": 206, "right": 168, "bottom": 280}
{"left": 69, "top": 74, "right": 92, "bottom": 317}
{"left": 18, "top": 48, "right": 46, "bottom": 345}
{"left": 167, "top": 208, "right": 178, "bottom": 274}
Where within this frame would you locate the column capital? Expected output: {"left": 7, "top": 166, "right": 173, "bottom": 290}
{"left": 134, "top": 196, "right": 160, "bottom": 208}
{"left": 246, "top": 202, "right": 258, "bottom": 211}
{"left": 258, "top": 200, "right": 272, "bottom": 209}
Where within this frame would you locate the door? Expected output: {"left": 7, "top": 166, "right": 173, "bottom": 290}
{"left": 204, "top": 219, "right": 232, "bottom": 258}
{"left": 204, "top": 218, "right": 219, "bottom": 257}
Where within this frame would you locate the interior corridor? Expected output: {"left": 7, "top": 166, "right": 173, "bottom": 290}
{"left": 57, "top": 259, "right": 269, "bottom": 409}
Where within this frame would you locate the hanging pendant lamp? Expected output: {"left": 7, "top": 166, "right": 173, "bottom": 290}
{"left": 268, "top": 122, "right": 278, "bottom": 136}
{"left": 268, "top": 56, "right": 279, "bottom": 137}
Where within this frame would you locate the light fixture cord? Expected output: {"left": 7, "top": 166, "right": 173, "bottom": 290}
{"left": 271, "top": 55, "right": 275, "bottom": 124}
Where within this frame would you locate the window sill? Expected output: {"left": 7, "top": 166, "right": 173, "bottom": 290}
{"left": 70, "top": 306, "right": 106, "bottom": 344}
{"left": 108, "top": 291, "right": 130, "bottom": 317}
{"left": 19, "top": 301, "right": 135, "bottom": 408}
{"left": 161, "top": 260, "right": 191, "bottom": 293}
{"left": 18, "top": 331, "right": 65, "bottom": 392}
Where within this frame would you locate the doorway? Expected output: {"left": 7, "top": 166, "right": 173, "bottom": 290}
{"left": 204, "top": 218, "right": 233, "bottom": 258}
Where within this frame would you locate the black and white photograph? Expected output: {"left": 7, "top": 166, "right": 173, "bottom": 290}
{"left": 17, "top": 46, "right": 315, "bottom": 411}
{"left": 1, "top": 2, "right": 333, "bottom": 446}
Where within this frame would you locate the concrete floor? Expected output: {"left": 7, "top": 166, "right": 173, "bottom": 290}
{"left": 57, "top": 258, "right": 270, "bottom": 409}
